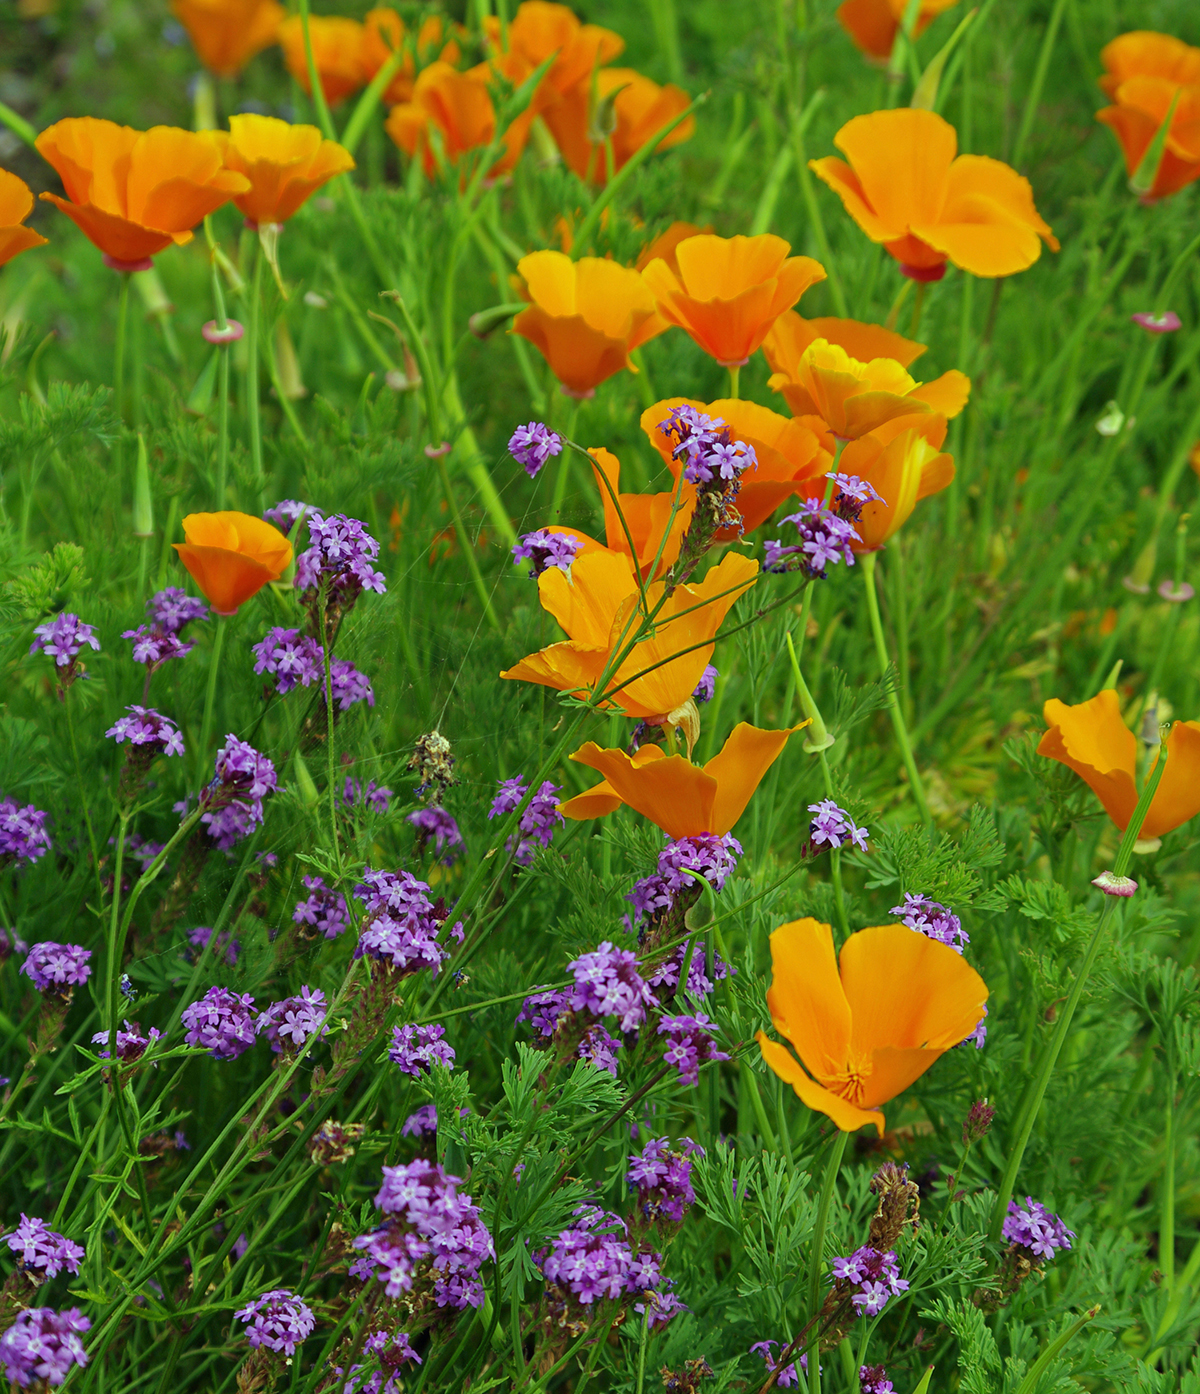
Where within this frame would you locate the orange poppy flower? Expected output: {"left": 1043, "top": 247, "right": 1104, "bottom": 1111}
{"left": 501, "top": 550, "right": 758, "bottom": 721}
{"left": 1098, "top": 31, "right": 1200, "bottom": 98}
{"left": 510, "top": 250, "right": 662, "bottom": 396}
{"left": 836, "top": 0, "right": 959, "bottom": 61}
{"left": 641, "top": 233, "right": 826, "bottom": 368}
{"left": 171, "top": 0, "right": 284, "bottom": 77}
{"left": 634, "top": 221, "right": 711, "bottom": 274}
{"left": 35, "top": 118, "right": 249, "bottom": 266}
{"left": 1038, "top": 690, "right": 1200, "bottom": 840}
{"left": 542, "top": 68, "right": 693, "bottom": 187}
{"left": 483, "top": 2, "right": 624, "bottom": 103}
{"left": 763, "top": 310, "right": 926, "bottom": 377}
{"left": 173, "top": 512, "right": 293, "bottom": 617}
{"left": 0, "top": 170, "right": 49, "bottom": 268}
{"left": 215, "top": 115, "right": 354, "bottom": 227}
{"left": 362, "top": 10, "right": 462, "bottom": 106}
{"left": 641, "top": 397, "right": 829, "bottom": 536}
{"left": 838, "top": 414, "right": 955, "bottom": 549}
{"left": 758, "top": 918, "right": 989, "bottom": 1134}
{"left": 811, "top": 108, "right": 1059, "bottom": 280}
{"left": 278, "top": 15, "right": 367, "bottom": 106}
{"left": 561, "top": 722, "right": 802, "bottom": 836}
{"left": 768, "top": 338, "right": 969, "bottom": 441}
{"left": 1096, "top": 78, "right": 1200, "bottom": 200}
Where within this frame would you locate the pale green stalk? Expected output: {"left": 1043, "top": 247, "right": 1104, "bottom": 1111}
{"left": 806, "top": 1131, "right": 850, "bottom": 1394}
{"left": 113, "top": 272, "right": 131, "bottom": 491}
{"left": 245, "top": 240, "right": 263, "bottom": 509}
{"left": 196, "top": 614, "right": 227, "bottom": 783}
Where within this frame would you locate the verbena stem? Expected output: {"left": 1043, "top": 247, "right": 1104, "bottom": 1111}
{"left": 806, "top": 1130, "right": 850, "bottom": 1394}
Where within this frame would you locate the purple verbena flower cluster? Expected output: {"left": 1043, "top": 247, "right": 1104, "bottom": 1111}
{"left": 634, "top": 1288, "right": 688, "bottom": 1331}
{"left": 891, "top": 892, "right": 968, "bottom": 952}
{"left": 627, "top": 1138, "right": 703, "bottom": 1224}
{"left": 568, "top": 942, "right": 655, "bottom": 1032}
{"left": 508, "top": 422, "right": 563, "bottom": 478}
{"left": 295, "top": 513, "right": 387, "bottom": 598}
{"left": 693, "top": 664, "right": 718, "bottom": 704}
{"left": 765, "top": 499, "right": 861, "bottom": 578}
{"left": 860, "top": 1365, "right": 895, "bottom": 1394}
{"left": 352, "top": 1160, "right": 494, "bottom": 1309}
{"left": 340, "top": 1330, "right": 422, "bottom": 1394}
{"left": 5, "top": 1216, "right": 85, "bottom": 1280}
{"left": 401, "top": 1104, "right": 439, "bottom": 1137}
{"left": 20, "top": 942, "right": 92, "bottom": 994}
{"left": 512, "top": 528, "right": 582, "bottom": 578}
{"left": 388, "top": 1022, "right": 455, "bottom": 1077}
{"left": 149, "top": 587, "right": 209, "bottom": 632}
{"left": 234, "top": 1289, "right": 315, "bottom": 1355}
{"left": 808, "top": 800, "right": 868, "bottom": 852}
{"left": 488, "top": 776, "right": 563, "bottom": 865}
{"left": 199, "top": 735, "right": 278, "bottom": 849}
{"left": 408, "top": 807, "right": 463, "bottom": 864}
{"left": 0, "top": 797, "right": 52, "bottom": 866}
{"left": 0, "top": 1307, "right": 90, "bottom": 1387}
{"left": 962, "top": 1006, "right": 988, "bottom": 1050}
{"left": 105, "top": 706, "right": 185, "bottom": 758}
{"left": 353, "top": 869, "right": 451, "bottom": 977}
{"left": 29, "top": 613, "right": 101, "bottom": 676}
{"left": 537, "top": 1206, "right": 662, "bottom": 1305}
{"left": 329, "top": 658, "right": 375, "bottom": 710}
{"left": 263, "top": 499, "right": 309, "bottom": 535}
{"left": 577, "top": 1024, "right": 622, "bottom": 1075}
{"left": 91, "top": 1021, "right": 163, "bottom": 1063}
{"left": 123, "top": 625, "right": 194, "bottom": 670}
{"left": 750, "top": 1342, "right": 807, "bottom": 1389}
{"left": 657, "top": 1013, "right": 729, "bottom": 1086}
{"left": 827, "top": 472, "right": 884, "bottom": 523}
{"left": 181, "top": 986, "right": 257, "bottom": 1060}
{"left": 257, "top": 986, "right": 329, "bottom": 1053}
{"left": 188, "top": 925, "right": 240, "bottom": 966}
{"left": 646, "top": 941, "right": 733, "bottom": 1002}
{"left": 252, "top": 627, "right": 323, "bottom": 692}
{"left": 293, "top": 875, "right": 351, "bottom": 939}
{"left": 516, "top": 988, "right": 570, "bottom": 1037}
{"left": 345, "top": 778, "right": 393, "bottom": 815}
{"left": 1002, "top": 1197, "right": 1074, "bottom": 1260}
{"left": 658, "top": 405, "right": 757, "bottom": 488}
{"left": 830, "top": 1246, "right": 909, "bottom": 1316}
{"left": 627, "top": 833, "right": 741, "bottom": 929}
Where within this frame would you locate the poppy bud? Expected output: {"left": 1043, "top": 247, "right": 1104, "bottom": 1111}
{"left": 1130, "top": 88, "right": 1183, "bottom": 199}
{"left": 132, "top": 435, "right": 154, "bottom": 539}
{"left": 588, "top": 79, "right": 630, "bottom": 143}
{"left": 292, "top": 751, "right": 319, "bottom": 809}
{"left": 274, "top": 321, "right": 307, "bottom": 400}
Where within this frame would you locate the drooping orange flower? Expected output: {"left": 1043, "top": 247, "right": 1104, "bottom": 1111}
{"left": 837, "top": 414, "right": 955, "bottom": 549}
{"left": 1097, "top": 77, "right": 1200, "bottom": 200}
{"left": 511, "top": 250, "right": 662, "bottom": 396}
{"left": 641, "top": 397, "right": 828, "bottom": 536}
{"left": 278, "top": 14, "right": 367, "bottom": 106}
{"left": 1098, "top": 31, "right": 1200, "bottom": 97}
{"left": 561, "top": 722, "right": 802, "bottom": 836}
{"left": 173, "top": 512, "right": 293, "bottom": 617}
{"left": 758, "top": 918, "right": 988, "bottom": 1134}
{"left": 172, "top": 0, "right": 284, "bottom": 77}
{"left": 768, "top": 338, "right": 969, "bottom": 441}
{"left": 501, "top": 551, "right": 758, "bottom": 721}
{"left": 1038, "top": 691, "right": 1200, "bottom": 840}
{"left": 811, "top": 108, "right": 1059, "bottom": 280}
{"left": 483, "top": 1, "right": 625, "bottom": 104}
{"left": 542, "top": 68, "right": 693, "bottom": 187}
{"left": 215, "top": 115, "right": 354, "bottom": 227}
{"left": 35, "top": 118, "right": 249, "bottom": 266}
{"left": 361, "top": 10, "right": 462, "bottom": 106}
{"left": 836, "top": 0, "right": 959, "bottom": 61}
{"left": 641, "top": 233, "right": 826, "bottom": 367}
{"left": 0, "top": 170, "right": 49, "bottom": 267}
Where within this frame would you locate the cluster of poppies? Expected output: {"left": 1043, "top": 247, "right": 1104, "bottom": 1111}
{"left": 1095, "top": 31, "right": 1200, "bottom": 201}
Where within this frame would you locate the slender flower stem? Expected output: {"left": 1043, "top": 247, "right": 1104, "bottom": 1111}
{"left": 807, "top": 1130, "right": 850, "bottom": 1394}
{"left": 196, "top": 614, "right": 227, "bottom": 785}
{"left": 215, "top": 344, "right": 231, "bottom": 509}
{"left": 909, "top": 281, "right": 927, "bottom": 340}
{"left": 65, "top": 693, "right": 105, "bottom": 907}
{"left": 245, "top": 239, "right": 264, "bottom": 511}
{"left": 549, "top": 399, "right": 581, "bottom": 522}
{"left": 436, "top": 452, "right": 501, "bottom": 632}
{"left": 728, "top": 363, "right": 741, "bottom": 398}
{"left": 860, "top": 550, "right": 932, "bottom": 826}
{"left": 105, "top": 814, "right": 129, "bottom": 1045}
{"left": 1162, "top": 1066, "right": 1177, "bottom": 1294}
{"left": 113, "top": 272, "right": 132, "bottom": 491}
{"left": 319, "top": 589, "right": 342, "bottom": 865}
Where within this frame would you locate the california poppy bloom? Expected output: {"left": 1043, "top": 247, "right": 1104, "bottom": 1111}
{"left": 836, "top": 0, "right": 960, "bottom": 61}
{"left": 542, "top": 68, "right": 694, "bottom": 187}
{"left": 838, "top": 414, "right": 955, "bottom": 549}
{"left": 362, "top": 10, "right": 462, "bottom": 105}
{"left": 764, "top": 309, "right": 926, "bottom": 377}
{"left": 1038, "top": 690, "right": 1200, "bottom": 840}
{"left": 561, "top": 722, "right": 801, "bottom": 836}
{"left": 1098, "top": 31, "right": 1200, "bottom": 97}
{"left": 811, "top": 108, "right": 1059, "bottom": 280}
{"left": 173, "top": 512, "right": 293, "bottom": 616}
{"left": 634, "top": 221, "right": 711, "bottom": 274}
{"left": 758, "top": 918, "right": 988, "bottom": 1134}
{"left": 501, "top": 550, "right": 758, "bottom": 721}
{"left": 483, "top": 2, "right": 624, "bottom": 102}
{"left": 278, "top": 15, "right": 367, "bottom": 106}
{"left": 511, "top": 250, "right": 662, "bottom": 397}
{"left": 642, "top": 233, "right": 826, "bottom": 368}
{"left": 36, "top": 118, "right": 249, "bottom": 267}
{"left": 1096, "top": 78, "right": 1200, "bottom": 201}
{"left": 641, "top": 397, "right": 828, "bottom": 536}
{"left": 215, "top": 115, "right": 354, "bottom": 227}
{"left": 171, "top": 0, "right": 284, "bottom": 77}
{"left": 0, "top": 170, "right": 49, "bottom": 267}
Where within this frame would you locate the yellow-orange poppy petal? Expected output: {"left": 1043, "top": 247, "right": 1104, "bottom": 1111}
{"left": 832, "top": 108, "right": 955, "bottom": 233}
{"left": 757, "top": 1032, "right": 885, "bottom": 1134}
{"left": 38, "top": 193, "right": 183, "bottom": 263}
{"left": 765, "top": 918, "right": 853, "bottom": 1080}
{"left": 536, "top": 548, "right": 637, "bottom": 647}
{"left": 1037, "top": 691, "right": 1139, "bottom": 831}
{"left": 1141, "top": 719, "right": 1200, "bottom": 839}
{"left": 558, "top": 780, "right": 624, "bottom": 821}
{"left": 909, "top": 369, "right": 970, "bottom": 419}
{"left": 220, "top": 114, "right": 355, "bottom": 225}
{"left": 1095, "top": 102, "right": 1200, "bottom": 199}
{"left": 172, "top": 0, "right": 284, "bottom": 77}
{"left": 705, "top": 722, "right": 804, "bottom": 835}
{"left": 278, "top": 14, "right": 367, "bottom": 105}
{"left": 763, "top": 310, "right": 927, "bottom": 376}
{"left": 0, "top": 169, "right": 48, "bottom": 267}
{"left": 589, "top": 448, "right": 691, "bottom": 577}
{"left": 568, "top": 742, "right": 718, "bottom": 839}
{"left": 1099, "top": 30, "right": 1200, "bottom": 98}
{"left": 860, "top": 1045, "right": 950, "bottom": 1110}
{"left": 173, "top": 546, "right": 278, "bottom": 616}
{"left": 500, "top": 641, "right": 608, "bottom": 698}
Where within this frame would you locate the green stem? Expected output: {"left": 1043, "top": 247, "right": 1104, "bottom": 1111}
{"left": 318, "top": 590, "right": 342, "bottom": 864}
{"left": 216, "top": 344, "right": 231, "bottom": 509}
{"left": 728, "top": 363, "right": 742, "bottom": 398}
{"left": 807, "top": 1130, "right": 850, "bottom": 1394}
{"left": 1162, "top": 1068, "right": 1177, "bottom": 1295}
{"left": 436, "top": 451, "right": 500, "bottom": 631}
{"left": 246, "top": 241, "right": 264, "bottom": 510}
{"left": 197, "top": 614, "right": 228, "bottom": 784}
{"left": 297, "top": 0, "right": 337, "bottom": 142}
{"left": 1010, "top": 0, "right": 1068, "bottom": 168}
{"left": 860, "top": 550, "right": 932, "bottom": 826}
{"left": 113, "top": 272, "right": 131, "bottom": 493}
{"left": 106, "top": 815, "right": 129, "bottom": 1043}
{"left": 909, "top": 281, "right": 927, "bottom": 340}
{"left": 741, "top": 1059, "right": 780, "bottom": 1152}
{"left": 65, "top": 694, "right": 105, "bottom": 907}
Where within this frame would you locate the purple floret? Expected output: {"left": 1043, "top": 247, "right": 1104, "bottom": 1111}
{"left": 329, "top": 658, "right": 374, "bottom": 710}
{"left": 234, "top": 1289, "right": 315, "bottom": 1355}
{"left": 891, "top": 892, "right": 968, "bottom": 952}
{"left": 20, "top": 942, "right": 92, "bottom": 994}
{"left": 808, "top": 799, "right": 868, "bottom": 852}
{"left": 188, "top": 925, "right": 240, "bottom": 966}
{"left": 577, "top": 1024, "right": 622, "bottom": 1075}
{"left": 764, "top": 498, "right": 861, "bottom": 578}
{"left": 345, "top": 778, "right": 393, "bottom": 815}
{"left": 199, "top": 735, "right": 278, "bottom": 849}
{"left": 257, "top": 986, "right": 329, "bottom": 1053}
{"left": 5, "top": 1216, "right": 85, "bottom": 1280}
{"left": 91, "top": 1020, "right": 163, "bottom": 1062}
{"left": 627, "top": 832, "right": 741, "bottom": 929}
{"left": 105, "top": 706, "right": 185, "bottom": 757}
{"left": 295, "top": 512, "right": 387, "bottom": 598}
{"left": 389, "top": 1022, "right": 455, "bottom": 1077}
{"left": 293, "top": 875, "right": 351, "bottom": 939}
{"left": 0, "top": 1307, "right": 90, "bottom": 1387}
{"left": 627, "top": 1137, "right": 703, "bottom": 1223}
{"left": 181, "top": 986, "right": 257, "bottom": 1060}
{"left": 29, "top": 613, "right": 101, "bottom": 668}
{"left": 408, "top": 807, "right": 463, "bottom": 863}
{"left": 487, "top": 776, "right": 563, "bottom": 865}
{"left": 353, "top": 869, "right": 450, "bottom": 978}
{"left": 0, "top": 797, "right": 52, "bottom": 866}
{"left": 861, "top": 1365, "right": 895, "bottom": 1394}
{"left": 252, "top": 627, "right": 324, "bottom": 693}
{"left": 339, "top": 1330, "right": 422, "bottom": 1394}
{"left": 148, "top": 588, "right": 208, "bottom": 633}
{"left": 512, "top": 529, "right": 582, "bottom": 578}
{"left": 122, "top": 624, "right": 195, "bottom": 668}
{"left": 829, "top": 1246, "right": 909, "bottom": 1316}
{"left": 508, "top": 422, "right": 563, "bottom": 478}
{"left": 657, "top": 1013, "right": 729, "bottom": 1086}
{"left": 536, "top": 1206, "right": 661, "bottom": 1306}
{"left": 516, "top": 988, "right": 571, "bottom": 1037}
{"left": 568, "top": 942, "right": 655, "bottom": 1032}
{"left": 751, "top": 1342, "right": 807, "bottom": 1389}
{"left": 646, "top": 941, "right": 733, "bottom": 1002}
{"left": 692, "top": 664, "right": 718, "bottom": 704}
{"left": 401, "top": 1104, "right": 439, "bottom": 1137}
{"left": 263, "top": 499, "right": 310, "bottom": 535}
{"left": 1002, "top": 1197, "right": 1073, "bottom": 1260}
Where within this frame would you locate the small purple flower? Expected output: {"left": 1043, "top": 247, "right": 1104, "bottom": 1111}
{"left": 105, "top": 706, "right": 185, "bottom": 758}
{"left": 252, "top": 627, "right": 323, "bottom": 693}
{"left": 91, "top": 1021, "right": 163, "bottom": 1063}
{"left": 329, "top": 658, "right": 375, "bottom": 710}
{"left": 122, "top": 624, "right": 194, "bottom": 669}
{"left": 340, "top": 1330, "right": 422, "bottom": 1394}
{"left": 860, "top": 1366, "right": 895, "bottom": 1394}
{"left": 891, "top": 892, "right": 967, "bottom": 952}
{"left": 692, "top": 664, "right": 718, "bottom": 704}
{"left": 489, "top": 777, "right": 526, "bottom": 819}
{"left": 1002, "top": 1197, "right": 1073, "bottom": 1260}
{"left": 536, "top": 1207, "right": 662, "bottom": 1306}
{"left": 657, "top": 1013, "right": 729, "bottom": 1086}
{"left": 829, "top": 1246, "right": 909, "bottom": 1315}
{"left": 646, "top": 941, "right": 734, "bottom": 1002}
{"left": 0, "top": 1307, "right": 90, "bottom": 1387}
{"left": 508, "top": 422, "right": 563, "bottom": 478}
{"left": 577, "top": 1024, "right": 622, "bottom": 1075}
{"left": 1131, "top": 311, "right": 1181, "bottom": 333}
{"left": 634, "top": 1287, "right": 688, "bottom": 1331}
{"left": 181, "top": 986, "right": 257, "bottom": 1060}
{"left": 658, "top": 406, "right": 756, "bottom": 488}
{"left": 20, "top": 942, "right": 92, "bottom": 994}
{"left": 234, "top": 1289, "right": 315, "bottom": 1355}
{"left": 765, "top": 501, "right": 861, "bottom": 578}
{"left": 408, "top": 807, "right": 463, "bottom": 864}
{"left": 345, "top": 778, "right": 393, "bottom": 815}
{"left": 808, "top": 799, "right": 868, "bottom": 851}
{"left": 627, "top": 1137, "right": 703, "bottom": 1223}
{"left": 257, "top": 986, "right": 329, "bottom": 1052}
{"left": 199, "top": 735, "right": 278, "bottom": 849}
{"left": 512, "top": 528, "right": 583, "bottom": 578}
{"left": 827, "top": 473, "right": 884, "bottom": 524}
{"left": 627, "top": 832, "right": 742, "bottom": 929}
{"left": 148, "top": 588, "right": 208, "bottom": 633}
{"left": 294, "top": 513, "right": 387, "bottom": 599}
{"left": 29, "top": 613, "right": 101, "bottom": 679}
{"left": 962, "top": 1005, "right": 988, "bottom": 1050}
{"left": 5, "top": 1216, "right": 85, "bottom": 1280}
{"left": 389, "top": 1023, "right": 455, "bottom": 1077}
{"left": 751, "top": 1342, "right": 807, "bottom": 1389}
{"left": 516, "top": 988, "right": 571, "bottom": 1037}
{"left": 401, "top": 1104, "right": 439, "bottom": 1137}
{"left": 488, "top": 776, "right": 563, "bottom": 865}
{"left": 188, "top": 925, "right": 240, "bottom": 966}
{"left": 263, "top": 499, "right": 310, "bottom": 535}
{"left": 0, "top": 797, "right": 52, "bottom": 866}
{"left": 353, "top": 868, "right": 449, "bottom": 978}
{"left": 568, "top": 942, "right": 655, "bottom": 1032}
{"left": 293, "top": 875, "right": 351, "bottom": 939}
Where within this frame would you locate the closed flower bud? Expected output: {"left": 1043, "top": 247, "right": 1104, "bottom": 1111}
{"left": 962, "top": 1098, "right": 996, "bottom": 1144}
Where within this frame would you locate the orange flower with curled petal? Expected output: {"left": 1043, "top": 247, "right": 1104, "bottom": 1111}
{"left": 837, "top": 414, "right": 954, "bottom": 549}
{"left": 279, "top": 15, "right": 367, "bottom": 106}
{"left": 0, "top": 170, "right": 48, "bottom": 268}
{"left": 542, "top": 68, "right": 694, "bottom": 187}
{"left": 483, "top": 1, "right": 624, "bottom": 103}
{"left": 1099, "top": 31, "right": 1200, "bottom": 98}
{"left": 560, "top": 722, "right": 804, "bottom": 836}
{"left": 501, "top": 550, "right": 758, "bottom": 721}
{"left": 35, "top": 118, "right": 249, "bottom": 266}
{"left": 173, "top": 512, "right": 293, "bottom": 617}
{"left": 215, "top": 115, "right": 354, "bottom": 227}
{"left": 511, "top": 250, "right": 662, "bottom": 396}
{"left": 764, "top": 310, "right": 926, "bottom": 377}
{"left": 837, "top": 0, "right": 959, "bottom": 61}
{"left": 635, "top": 221, "right": 711, "bottom": 274}
{"left": 1097, "top": 78, "right": 1200, "bottom": 200}
{"left": 172, "top": 0, "right": 284, "bottom": 77}
{"left": 1038, "top": 691, "right": 1200, "bottom": 840}
{"left": 641, "top": 396, "right": 828, "bottom": 537}
{"left": 811, "top": 108, "right": 1058, "bottom": 281}
{"left": 758, "top": 918, "right": 988, "bottom": 1134}
{"left": 642, "top": 233, "right": 826, "bottom": 367}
